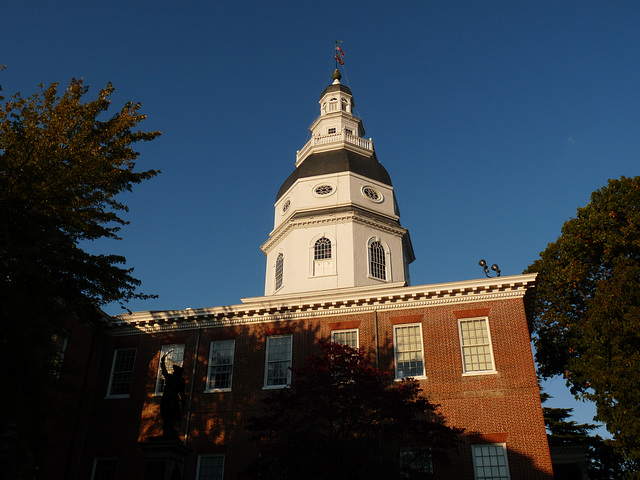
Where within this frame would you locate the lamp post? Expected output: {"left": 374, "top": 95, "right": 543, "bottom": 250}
{"left": 479, "top": 259, "right": 501, "bottom": 278}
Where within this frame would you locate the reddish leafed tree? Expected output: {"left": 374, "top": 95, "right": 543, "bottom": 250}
{"left": 246, "top": 342, "right": 463, "bottom": 480}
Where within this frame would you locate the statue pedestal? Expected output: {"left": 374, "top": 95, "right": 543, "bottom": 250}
{"left": 139, "top": 439, "right": 192, "bottom": 480}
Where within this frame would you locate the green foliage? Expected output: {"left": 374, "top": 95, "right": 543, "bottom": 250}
{"left": 0, "top": 79, "right": 159, "bottom": 474}
{"left": 527, "top": 176, "right": 640, "bottom": 461}
{"left": 246, "top": 342, "right": 463, "bottom": 480}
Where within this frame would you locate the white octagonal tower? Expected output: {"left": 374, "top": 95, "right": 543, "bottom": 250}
{"left": 261, "top": 69, "right": 415, "bottom": 296}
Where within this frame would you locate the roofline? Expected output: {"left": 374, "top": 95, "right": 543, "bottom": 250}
{"left": 108, "top": 274, "right": 537, "bottom": 335}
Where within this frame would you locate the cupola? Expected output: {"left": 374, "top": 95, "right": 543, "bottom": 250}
{"left": 261, "top": 68, "right": 414, "bottom": 296}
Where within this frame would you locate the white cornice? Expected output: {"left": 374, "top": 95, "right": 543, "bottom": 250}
{"left": 261, "top": 208, "right": 405, "bottom": 255}
{"left": 108, "top": 274, "right": 536, "bottom": 336}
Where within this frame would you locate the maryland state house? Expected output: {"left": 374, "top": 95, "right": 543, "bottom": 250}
{"left": 45, "top": 67, "right": 554, "bottom": 480}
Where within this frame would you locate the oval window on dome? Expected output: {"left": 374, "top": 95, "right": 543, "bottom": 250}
{"left": 362, "top": 186, "right": 383, "bottom": 203}
{"left": 314, "top": 185, "right": 334, "bottom": 196}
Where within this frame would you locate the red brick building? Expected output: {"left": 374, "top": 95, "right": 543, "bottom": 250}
{"left": 66, "top": 69, "right": 553, "bottom": 479}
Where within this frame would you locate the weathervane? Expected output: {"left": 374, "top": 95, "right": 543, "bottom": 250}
{"left": 479, "top": 259, "right": 501, "bottom": 278}
{"left": 334, "top": 40, "right": 345, "bottom": 67}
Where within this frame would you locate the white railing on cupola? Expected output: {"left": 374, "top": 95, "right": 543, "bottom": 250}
{"left": 296, "top": 130, "right": 374, "bottom": 166}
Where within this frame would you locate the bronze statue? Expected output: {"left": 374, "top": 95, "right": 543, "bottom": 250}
{"left": 160, "top": 352, "right": 186, "bottom": 440}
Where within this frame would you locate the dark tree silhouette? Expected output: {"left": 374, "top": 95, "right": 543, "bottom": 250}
{"left": 246, "top": 342, "right": 463, "bottom": 480}
{"left": 0, "top": 78, "right": 160, "bottom": 477}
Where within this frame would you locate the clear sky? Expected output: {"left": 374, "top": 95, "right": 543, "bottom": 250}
{"left": 4, "top": 0, "right": 638, "bottom": 436}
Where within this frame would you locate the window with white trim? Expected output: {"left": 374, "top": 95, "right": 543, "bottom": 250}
{"left": 393, "top": 324, "right": 425, "bottom": 379}
{"left": 106, "top": 348, "right": 136, "bottom": 397}
{"left": 472, "top": 444, "right": 510, "bottom": 480}
{"left": 196, "top": 454, "right": 225, "bottom": 480}
{"left": 314, "top": 237, "right": 332, "bottom": 260}
{"left": 155, "top": 344, "right": 185, "bottom": 394}
{"left": 328, "top": 127, "right": 337, "bottom": 134}
{"left": 459, "top": 318, "right": 495, "bottom": 374}
{"left": 275, "top": 253, "right": 284, "bottom": 290}
{"left": 331, "top": 329, "right": 359, "bottom": 349}
{"left": 312, "top": 236, "right": 333, "bottom": 276}
{"left": 206, "top": 340, "right": 235, "bottom": 391}
{"left": 400, "top": 447, "right": 433, "bottom": 477}
{"left": 91, "top": 457, "right": 118, "bottom": 480}
{"left": 369, "top": 240, "right": 387, "bottom": 280}
{"left": 265, "top": 335, "right": 292, "bottom": 388}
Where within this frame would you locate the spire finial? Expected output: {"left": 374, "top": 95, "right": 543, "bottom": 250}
{"left": 332, "top": 69, "right": 342, "bottom": 84}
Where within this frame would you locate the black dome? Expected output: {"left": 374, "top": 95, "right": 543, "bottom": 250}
{"left": 276, "top": 149, "right": 392, "bottom": 201}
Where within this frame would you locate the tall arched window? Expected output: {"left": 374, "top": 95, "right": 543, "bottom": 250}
{"left": 314, "top": 237, "right": 332, "bottom": 260}
{"left": 275, "top": 253, "right": 284, "bottom": 290}
{"left": 369, "top": 241, "right": 386, "bottom": 280}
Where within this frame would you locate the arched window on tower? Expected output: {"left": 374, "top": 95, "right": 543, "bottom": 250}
{"left": 369, "top": 240, "right": 387, "bottom": 280}
{"left": 328, "top": 98, "right": 338, "bottom": 111}
{"left": 275, "top": 253, "right": 284, "bottom": 291}
{"left": 312, "top": 236, "right": 334, "bottom": 276}
{"left": 314, "top": 237, "right": 332, "bottom": 260}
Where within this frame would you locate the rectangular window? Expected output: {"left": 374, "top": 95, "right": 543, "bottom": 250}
{"left": 400, "top": 447, "right": 433, "bottom": 477}
{"left": 393, "top": 324, "right": 425, "bottom": 379}
{"left": 106, "top": 348, "right": 136, "bottom": 397}
{"left": 155, "top": 344, "right": 185, "bottom": 394}
{"left": 472, "top": 444, "right": 510, "bottom": 480}
{"left": 91, "top": 458, "right": 118, "bottom": 480}
{"left": 328, "top": 127, "right": 337, "bottom": 134}
{"left": 331, "top": 329, "right": 359, "bottom": 349}
{"left": 206, "top": 340, "right": 235, "bottom": 391}
{"left": 196, "top": 454, "right": 225, "bottom": 480}
{"left": 265, "top": 335, "right": 292, "bottom": 388}
{"left": 459, "top": 318, "right": 495, "bottom": 374}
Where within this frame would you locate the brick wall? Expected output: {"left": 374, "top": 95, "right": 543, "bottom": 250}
{"left": 75, "top": 295, "right": 553, "bottom": 479}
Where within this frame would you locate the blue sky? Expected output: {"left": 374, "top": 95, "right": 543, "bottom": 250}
{"left": 4, "top": 1, "right": 638, "bottom": 435}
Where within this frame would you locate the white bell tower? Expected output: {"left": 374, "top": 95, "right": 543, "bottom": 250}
{"left": 261, "top": 69, "right": 414, "bottom": 296}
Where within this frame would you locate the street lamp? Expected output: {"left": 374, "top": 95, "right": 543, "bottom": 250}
{"left": 479, "top": 259, "right": 501, "bottom": 278}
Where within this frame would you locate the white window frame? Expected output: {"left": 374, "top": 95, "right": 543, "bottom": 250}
{"left": 155, "top": 344, "right": 185, "bottom": 395}
{"left": 472, "top": 443, "right": 511, "bottom": 480}
{"left": 205, "top": 340, "right": 235, "bottom": 392}
{"left": 309, "top": 233, "right": 337, "bottom": 277}
{"left": 458, "top": 317, "right": 496, "bottom": 376}
{"left": 368, "top": 237, "right": 391, "bottom": 281}
{"left": 275, "top": 253, "right": 284, "bottom": 291}
{"left": 331, "top": 329, "right": 359, "bottom": 349}
{"left": 314, "top": 237, "right": 332, "bottom": 260}
{"left": 91, "top": 457, "right": 118, "bottom": 480}
{"left": 264, "top": 334, "right": 292, "bottom": 389}
{"left": 106, "top": 348, "right": 137, "bottom": 398}
{"left": 393, "top": 324, "right": 426, "bottom": 380}
{"left": 196, "top": 454, "right": 225, "bottom": 480}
